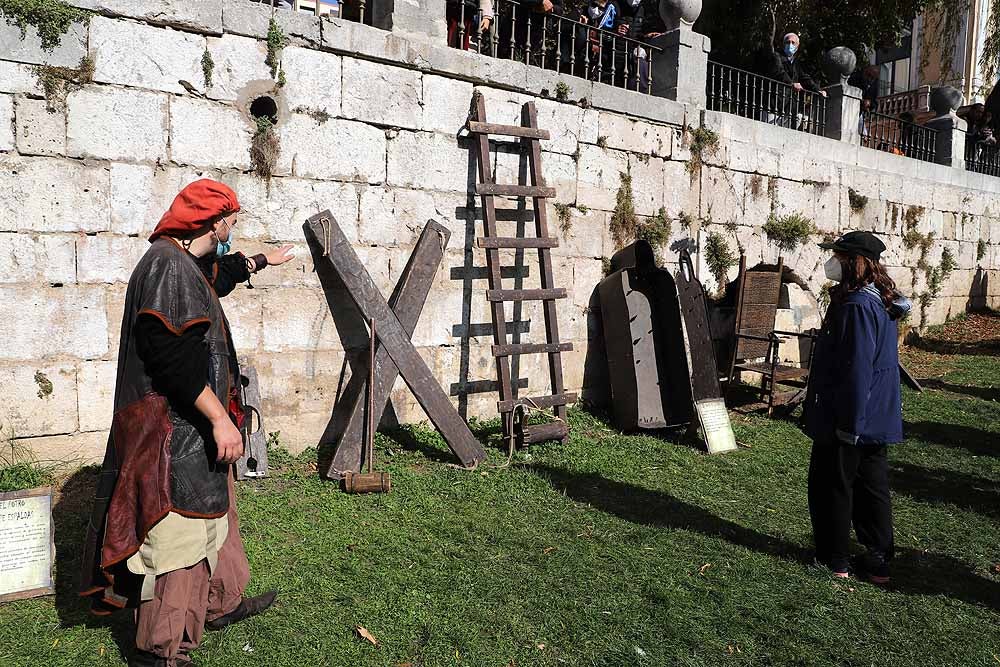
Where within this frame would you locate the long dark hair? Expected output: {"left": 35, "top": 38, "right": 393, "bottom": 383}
{"left": 830, "top": 253, "right": 898, "bottom": 309}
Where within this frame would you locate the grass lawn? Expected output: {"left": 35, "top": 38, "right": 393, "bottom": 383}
{"left": 1, "top": 336, "right": 998, "bottom": 665}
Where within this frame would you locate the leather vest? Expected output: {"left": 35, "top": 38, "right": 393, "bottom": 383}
{"left": 81, "top": 238, "right": 239, "bottom": 611}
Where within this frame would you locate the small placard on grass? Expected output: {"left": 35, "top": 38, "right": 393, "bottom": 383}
{"left": 0, "top": 487, "right": 55, "bottom": 603}
{"left": 695, "top": 399, "right": 738, "bottom": 454}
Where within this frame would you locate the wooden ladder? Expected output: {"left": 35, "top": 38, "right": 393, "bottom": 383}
{"left": 468, "top": 93, "right": 576, "bottom": 445}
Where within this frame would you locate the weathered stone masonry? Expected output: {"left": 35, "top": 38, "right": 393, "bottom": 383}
{"left": 1, "top": 1, "right": 998, "bottom": 462}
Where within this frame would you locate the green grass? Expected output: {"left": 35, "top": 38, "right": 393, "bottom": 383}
{"left": 1, "top": 355, "right": 998, "bottom": 666}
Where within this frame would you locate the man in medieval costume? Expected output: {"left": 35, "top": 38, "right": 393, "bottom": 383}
{"left": 80, "top": 179, "right": 295, "bottom": 667}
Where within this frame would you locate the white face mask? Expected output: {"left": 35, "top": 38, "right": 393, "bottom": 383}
{"left": 824, "top": 256, "right": 843, "bottom": 282}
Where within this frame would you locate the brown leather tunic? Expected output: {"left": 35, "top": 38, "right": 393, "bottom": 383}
{"left": 80, "top": 237, "right": 240, "bottom": 612}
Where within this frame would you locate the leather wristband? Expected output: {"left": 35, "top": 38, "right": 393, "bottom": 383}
{"left": 251, "top": 253, "right": 268, "bottom": 272}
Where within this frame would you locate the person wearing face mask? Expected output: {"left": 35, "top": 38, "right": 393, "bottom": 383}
{"left": 80, "top": 180, "right": 294, "bottom": 667}
{"left": 803, "top": 231, "right": 911, "bottom": 586}
{"left": 766, "top": 32, "right": 827, "bottom": 128}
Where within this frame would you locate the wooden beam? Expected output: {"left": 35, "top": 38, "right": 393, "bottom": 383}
{"left": 467, "top": 121, "right": 551, "bottom": 139}
{"left": 306, "top": 212, "right": 486, "bottom": 469}
{"left": 321, "top": 220, "right": 450, "bottom": 480}
{"left": 476, "top": 237, "right": 559, "bottom": 249}
{"left": 498, "top": 392, "right": 577, "bottom": 412}
{"left": 492, "top": 342, "right": 573, "bottom": 356}
{"left": 486, "top": 288, "right": 567, "bottom": 302}
{"left": 475, "top": 183, "right": 557, "bottom": 198}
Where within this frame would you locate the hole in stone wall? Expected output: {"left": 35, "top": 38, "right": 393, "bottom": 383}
{"left": 250, "top": 96, "right": 279, "bottom": 125}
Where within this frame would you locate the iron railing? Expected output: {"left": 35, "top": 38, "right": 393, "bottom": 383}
{"left": 252, "top": 0, "right": 366, "bottom": 24}
{"left": 447, "top": 0, "right": 659, "bottom": 94}
{"left": 966, "top": 139, "right": 1000, "bottom": 176}
{"left": 860, "top": 110, "right": 937, "bottom": 162}
{"left": 706, "top": 61, "right": 827, "bottom": 136}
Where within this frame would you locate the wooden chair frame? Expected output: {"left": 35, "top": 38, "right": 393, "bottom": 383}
{"left": 725, "top": 256, "right": 817, "bottom": 415}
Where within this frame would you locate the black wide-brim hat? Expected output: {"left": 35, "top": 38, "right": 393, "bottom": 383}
{"left": 818, "top": 230, "right": 886, "bottom": 262}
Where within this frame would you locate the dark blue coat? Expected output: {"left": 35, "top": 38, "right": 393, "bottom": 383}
{"left": 804, "top": 287, "right": 903, "bottom": 445}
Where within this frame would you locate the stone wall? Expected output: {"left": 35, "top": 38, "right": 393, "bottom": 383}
{"left": 1, "top": 0, "right": 998, "bottom": 462}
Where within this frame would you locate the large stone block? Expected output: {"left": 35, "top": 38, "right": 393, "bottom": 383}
{"left": 596, "top": 112, "right": 671, "bottom": 157}
{"left": 280, "top": 46, "right": 342, "bottom": 118}
{"left": 0, "top": 18, "right": 87, "bottom": 68}
{"left": 0, "top": 363, "right": 79, "bottom": 439}
{"left": 260, "top": 287, "right": 341, "bottom": 352}
{"left": 386, "top": 130, "right": 470, "bottom": 192}
{"left": 534, "top": 99, "right": 589, "bottom": 156}
{"left": 0, "top": 94, "right": 12, "bottom": 152}
{"left": 222, "top": 290, "right": 263, "bottom": 351}
{"left": 276, "top": 113, "right": 386, "bottom": 183}
{"left": 421, "top": 75, "right": 473, "bottom": 135}
{"left": 553, "top": 205, "right": 607, "bottom": 258}
{"left": 663, "top": 159, "right": 699, "bottom": 219}
{"left": 0, "top": 61, "right": 43, "bottom": 95}
{"left": 222, "top": 0, "right": 321, "bottom": 44}
{"left": 18, "top": 431, "right": 108, "bottom": 466}
{"left": 110, "top": 163, "right": 213, "bottom": 236}
{"left": 68, "top": 0, "right": 223, "bottom": 33}
{"left": 170, "top": 97, "right": 252, "bottom": 169}
{"left": 0, "top": 155, "right": 110, "bottom": 233}
{"left": 205, "top": 34, "right": 272, "bottom": 102}
{"left": 341, "top": 57, "right": 422, "bottom": 130}
{"left": 576, "top": 144, "right": 628, "bottom": 212}
{"left": 627, "top": 154, "right": 665, "bottom": 217}
{"left": 89, "top": 16, "right": 205, "bottom": 95}
{"left": 77, "top": 235, "right": 148, "bottom": 283}
{"left": 700, "top": 166, "right": 743, "bottom": 224}
{"left": 77, "top": 360, "right": 115, "bottom": 432}
{"left": 251, "top": 350, "right": 347, "bottom": 417}
{"left": 360, "top": 187, "right": 469, "bottom": 248}
{"left": 542, "top": 151, "right": 579, "bottom": 204}
{"left": 66, "top": 86, "right": 168, "bottom": 162}
{"left": 0, "top": 233, "right": 76, "bottom": 284}
{"left": 0, "top": 286, "right": 108, "bottom": 360}
{"left": 234, "top": 174, "right": 360, "bottom": 243}
{"left": 14, "top": 97, "right": 65, "bottom": 156}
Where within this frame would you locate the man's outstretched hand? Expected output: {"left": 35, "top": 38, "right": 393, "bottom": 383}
{"left": 265, "top": 244, "right": 296, "bottom": 267}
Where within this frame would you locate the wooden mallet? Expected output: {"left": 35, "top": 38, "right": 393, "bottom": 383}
{"left": 343, "top": 318, "right": 392, "bottom": 494}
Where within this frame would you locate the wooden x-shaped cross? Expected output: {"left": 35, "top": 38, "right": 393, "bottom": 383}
{"left": 305, "top": 212, "right": 486, "bottom": 474}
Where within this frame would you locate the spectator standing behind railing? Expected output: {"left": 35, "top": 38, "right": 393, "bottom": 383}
{"left": 497, "top": 0, "right": 562, "bottom": 62}
{"left": 960, "top": 103, "right": 996, "bottom": 167}
{"left": 849, "top": 65, "right": 879, "bottom": 137}
{"left": 447, "top": 0, "right": 494, "bottom": 49}
{"left": 764, "top": 32, "right": 826, "bottom": 128}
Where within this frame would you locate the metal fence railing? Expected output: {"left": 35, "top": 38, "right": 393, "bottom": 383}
{"left": 966, "top": 139, "right": 1000, "bottom": 176}
{"left": 860, "top": 110, "right": 937, "bottom": 162}
{"left": 706, "top": 61, "right": 827, "bottom": 136}
{"left": 447, "top": 0, "right": 659, "bottom": 94}
{"left": 252, "top": 0, "right": 367, "bottom": 23}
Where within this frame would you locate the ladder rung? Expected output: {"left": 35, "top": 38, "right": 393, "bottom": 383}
{"left": 476, "top": 237, "right": 559, "bottom": 249}
{"left": 467, "top": 121, "right": 551, "bottom": 140}
{"left": 486, "top": 288, "right": 567, "bottom": 302}
{"left": 521, "top": 421, "right": 569, "bottom": 444}
{"left": 476, "top": 183, "right": 556, "bottom": 198}
{"left": 498, "top": 392, "right": 577, "bottom": 413}
{"left": 492, "top": 342, "right": 573, "bottom": 356}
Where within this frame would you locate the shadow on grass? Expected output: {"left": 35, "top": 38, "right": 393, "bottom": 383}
{"left": 890, "top": 460, "right": 1000, "bottom": 518}
{"left": 915, "top": 378, "right": 999, "bottom": 402}
{"left": 527, "top": 463, "right": 809, "bottom": 561}
{"left": 530, "top": 463, "right": 1000, "bottom": 611}
{"left": 904, "top": 420, "right": 1000, "bottom": 457}
{"left": 52, "top": 467, "right": 134, "bottom": 664}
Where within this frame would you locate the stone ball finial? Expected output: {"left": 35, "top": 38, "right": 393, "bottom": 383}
{"left": 821, "top": 47, "right": 856, "bottom": 86}
{"left": 659, "top": 0, "right": 703, "bottom": 30}
{"left": 930, "top": 85, "right": 963, "bottom": 116}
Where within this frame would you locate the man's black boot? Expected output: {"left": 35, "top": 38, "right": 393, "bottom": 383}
{"left": 205, "top": 591, "right": 277, "bottom": 631}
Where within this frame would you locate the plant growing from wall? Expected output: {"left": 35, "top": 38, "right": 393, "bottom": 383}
{"left": 35, "top": 54, "right": 93, "bottom": 111}
{"left": 0, "top": 0, "right": 88, "bottom": 50}
{"left": 609, "top": 170, "right": 638, "bottom": 250}
{"left": 635, "top": 207, "right": 672, "bottom": 251}
{"left": 704, "top": 231, "right": 737, "bottom": 294}
{"left": 847, "top": 188, "right": 868, "bottom": 212}
{"left": 554, "top": 81, "right": 570, "bottom": 102}
{"left": 678, "top": 211, "right": 694, "bottom": 230}
{"left": 817, "top": 282, "right": 833, "bottom": 313}
{"left": 978, "top": 238, "right": 987, "bottom": 262}
{"left": 684, "top": 126, "right": 719, "bottom": 176}
{"left": 554, "top": 202, "right": 573, "bottom": 234}
{"left": 903, "top": 205, "right": 924, "bottom": 230}
{"left": 596, "top": 135, "right": 608, "bottom": 149}
{"left": 748, "top": 174, "right": 763, "bottom": 200}
{"left": 201, "top": 47, "right": 214, "bottom": 89}
{"left": 251, "top": 115, "right": 280, "bottom": 181}
{"left": 265, "top": 18, "right": 287, "bottom": 79}
{"left": 762, "top": 212, "right": 816, "bottom": 253}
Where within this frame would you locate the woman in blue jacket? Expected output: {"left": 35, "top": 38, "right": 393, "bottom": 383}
{"left": 804, "top": 231, "right": 910, "bottom": 584}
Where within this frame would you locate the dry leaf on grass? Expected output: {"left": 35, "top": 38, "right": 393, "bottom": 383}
{"left": 355, "top": 625, "right": 378, "bottom": 646}
{"left": 698, "top": 563, "right": 712, "bottom": 575}
{"left": 543, "top": 546, "right": 557, "bottom": 555}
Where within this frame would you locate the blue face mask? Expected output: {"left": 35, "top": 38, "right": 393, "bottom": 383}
{"left": 784, "top": 43, "right": 797, "bottom": 57}
{"left": 215, "top": 220, "right": 234, "bottom": 257}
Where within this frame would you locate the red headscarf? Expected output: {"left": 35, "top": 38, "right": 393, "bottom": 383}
{"left": 148, "top": 179, "right": 241, "bottom": 242}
